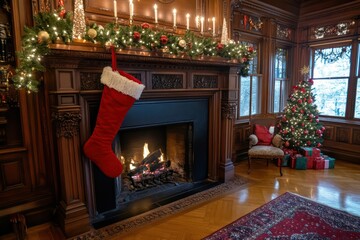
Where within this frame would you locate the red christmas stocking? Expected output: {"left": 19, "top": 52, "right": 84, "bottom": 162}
{"left": 83, "top": 47, "right": 145, "bottom": 178}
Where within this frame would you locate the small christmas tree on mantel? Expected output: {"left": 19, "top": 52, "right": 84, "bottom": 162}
{"left": 278, "top": 66, "right": 326, "bottom": 150}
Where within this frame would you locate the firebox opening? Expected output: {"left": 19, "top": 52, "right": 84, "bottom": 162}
{"left": 115, "top": 122, "right": 194, "bottom": 205}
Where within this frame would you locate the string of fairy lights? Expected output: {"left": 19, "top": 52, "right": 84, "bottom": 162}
{"left": 13, "top": 3, "right": 256, "bottom": 93}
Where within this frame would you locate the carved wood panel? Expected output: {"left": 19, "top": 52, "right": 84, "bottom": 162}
{"left": 353, "top": 128, "right": 360, "bottom": 145}
{"left": 336, "top": 127, "right": 350, "bottom": 143}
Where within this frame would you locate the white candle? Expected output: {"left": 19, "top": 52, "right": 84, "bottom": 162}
{"left": 186, "top": 13, "right": 190, "bottom": 30}
{"left": 154, "top": 4, "right": 158, "bottom": 23}
{"left": 129, "top": 0, "right": 134, "bottom": 18}
{"left": 200, "top": 16, "right": 204, "bottom": 34}
{"left": 113, "top": 0, "right": 117, "bottom": 18}
{"left": 195, "top": 16, "right": 199, "bottom": 28}
{"left": 173, "top": 8, "right": 177, "bottom": 27}
{"left": 212, "top": 17, "right": 215, "bottom": 36}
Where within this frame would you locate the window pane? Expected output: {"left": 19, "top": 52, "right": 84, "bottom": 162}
{"left": 275, "top": 48, "right": 287, "bottom": 78}
{"left": 239, "top": 76, "right": 259, "bottom": 117}
{"left": 313, "top": 79, "right": 348, "bottom": 117}
{"left": 251, "top": 76, "right": 259, "bottom": 114}
{"left": 314, "top": 46, "right": 351, "bottom": 78}
{"left": 274, "top": 80, "right": 280, "bottom": 112}
{"left": 355, "top": 78, "right": 360, "bottom": 118}
{"left": 239, "top": 76, "right": 250, "bottom": 116}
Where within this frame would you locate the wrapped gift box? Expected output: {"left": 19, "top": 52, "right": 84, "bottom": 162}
{"left": 314, "top": 157, "right": 325, "bottom": 170}
{"left": 295, "top": 156, "right": 307, "bottom": 170}
{"left": 312, "top": 148, "right": 321, "bottom": 157}
{"left": 324, "top": 156, "right": 335, "bottom": 169}
{"left": 278, "top": 154, "right": 290, "bottom": 167}
{"left": 300, "top": 147, "right": 314, "bottom": 156}
{"left": 291, "top": 154, "right": 302, "bottom": 168}
{"left": 306, "top": 156, "right": 314, "bottom": 169}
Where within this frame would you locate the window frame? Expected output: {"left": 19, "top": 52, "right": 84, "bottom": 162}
{"left": 309, "top": 42, "right": 356, "bottom": 119}
{"left": 237, "top": 41, "right": 262, "bottom": 119}
{"left": 273, "top": 47, "right": 290, "bottom": 114}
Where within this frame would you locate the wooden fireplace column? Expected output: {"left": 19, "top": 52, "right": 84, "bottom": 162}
{"left": 44, "top": 46, "right": 238, "bottom": 237}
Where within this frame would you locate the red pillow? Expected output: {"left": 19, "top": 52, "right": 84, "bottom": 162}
{"left": 254, "top": 124, "right": 273, "bottom": 145}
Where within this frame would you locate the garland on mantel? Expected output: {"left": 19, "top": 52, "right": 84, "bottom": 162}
{"left": 13, "top": 9, "right": 256, "bottom": 93}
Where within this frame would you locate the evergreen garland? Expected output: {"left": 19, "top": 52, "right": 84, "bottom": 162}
{"left": 13, "top": 9, "right": 256, "bottom": 93}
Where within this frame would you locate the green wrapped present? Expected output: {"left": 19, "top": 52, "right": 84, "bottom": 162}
{"left": 324, "top": 156, "right": 335, "bottom": 169}
{"left": 295, "top": 156, "right": 307, "bottom": 170}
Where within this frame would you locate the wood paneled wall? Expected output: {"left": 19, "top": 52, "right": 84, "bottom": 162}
{"left": 231, "top": 0, "right": 360, "bottom": 164}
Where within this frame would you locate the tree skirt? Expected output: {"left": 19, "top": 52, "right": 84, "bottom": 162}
{"left": 204, "top": 192, "right": 360, "bottom": 240}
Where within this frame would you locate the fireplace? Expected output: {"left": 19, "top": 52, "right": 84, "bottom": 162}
{"left": 46, "top": 48, "right": 237, "bottom": 237}
{"left": 90, "top": 98, "right": 217, "bottom": 228}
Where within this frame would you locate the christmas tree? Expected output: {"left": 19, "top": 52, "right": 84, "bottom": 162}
{"left": 278, "top": 66, "right": 325, "bottom": 150}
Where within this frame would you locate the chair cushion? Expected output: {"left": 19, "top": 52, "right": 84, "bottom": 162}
{"left": 248, "top": 145, "right": 284, "bottom": 157}
{"left": 254, "top": 124, "right": 273, "bottom": 145}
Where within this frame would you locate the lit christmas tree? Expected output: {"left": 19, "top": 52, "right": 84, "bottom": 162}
{"left": 278, "top": 66, "right": 326, "bottom": 150}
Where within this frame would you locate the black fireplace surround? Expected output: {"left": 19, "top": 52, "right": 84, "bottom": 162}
{"left": 91, "top": 98, "right": 218, "bottom": 228}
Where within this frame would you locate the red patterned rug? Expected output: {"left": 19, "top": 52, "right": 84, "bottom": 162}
{"left": 204, "top": 192, "right": 360, "bottom": 240}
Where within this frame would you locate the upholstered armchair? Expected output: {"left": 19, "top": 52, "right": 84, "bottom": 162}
{"left": 248, "top": 123, "right": 284, "bottom": 176}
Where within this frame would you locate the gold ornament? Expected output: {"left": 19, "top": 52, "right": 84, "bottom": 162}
{"left": 87, "top": 28, "right": 97, "bottom": 39}
{"left": 104, "top": 41, "right": 113, "bottom": 50}
{"left": 178, "top": 39, "right": 186, "bottom": 48}
{"left": 38, "top": 30, "right": 50, "bottom": 43}
{"left": 300, "top": 65, "right": 310, "bottom": 75}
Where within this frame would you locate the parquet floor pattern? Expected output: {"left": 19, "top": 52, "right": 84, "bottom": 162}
{"left": 3, "top": 159, "right": 360, "bottom": 240}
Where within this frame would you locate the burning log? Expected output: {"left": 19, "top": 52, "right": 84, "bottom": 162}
{"left": 125, "top": 148, "right": 178, "bottom": 190}
{"left": 141, "top": 149, "right": 162, "bottom": 165}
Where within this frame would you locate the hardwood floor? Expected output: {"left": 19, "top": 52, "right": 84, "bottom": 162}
{"left": 3, "top": 159, "right": 360, "bottom": 240}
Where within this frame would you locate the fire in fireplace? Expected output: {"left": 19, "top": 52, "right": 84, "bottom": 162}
{"left": 115, "top": 122, "right": 193, "bottom": 204}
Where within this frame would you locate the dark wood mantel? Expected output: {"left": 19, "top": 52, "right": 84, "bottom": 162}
{"left": 43, "top": 44, "right": 240, "bottom": 237}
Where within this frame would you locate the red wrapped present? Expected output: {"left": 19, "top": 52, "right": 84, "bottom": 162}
{"left": 307, "top": 156, "right": 314, "bottom": 169}
{"left": 290, "top": 154, "right": 302, "bottom": 168}
{"left": 312, "top": 148, "right": 321, "bottom": 157}
{"left": 314, "top": 157, "right": 325, "bottom": 170}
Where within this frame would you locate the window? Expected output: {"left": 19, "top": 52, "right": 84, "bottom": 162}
{"left": 239, "top": 46, "right": 261, "bottom": 117}
{"left": 311, "top": 45, "right": 351, "bottom": 117}
{"left": 355, "top": 43, "right": 360, "bottom": 118}
{"left": 273, "top": 48, "right": 289, "bottom": 113}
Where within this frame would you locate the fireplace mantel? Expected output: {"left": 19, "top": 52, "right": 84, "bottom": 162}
{"left": 44, "top": 46, "right": 239, "bottom": 237}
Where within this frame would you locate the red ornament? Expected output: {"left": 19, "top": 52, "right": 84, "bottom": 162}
{"left": 307, "top": 141, "right": 311, "bottom": 146}
{"left": 160, "top": 35, "right": 168, "bottom": 45}
{"left": 317, "top": 143, "right": 321, "bottom": 147}
{"left": 285, "top": 141, "right": 290, "bottom": 147}
{"left": 298, "top": 99, "right": 302, "bottom": 104}
{"left": 307, "top": 98, "right": 313, "bottom": 104}
{"left": 241, "top": 57, "right": 248, "bottom": 63}
{"left": 304, "top": 130, "right": 308, "bottom": 135}
{"left": 141, "top": 23, "right": 150, "bottom": 29}
{"left": 133, "top": 31, "right": 141, "bottom": 41}
{"left": 58, "top": 0, "right": 66, "bottom": 18}
{"left": 308, "top": 78, "right": 314, "bottom": 85}
{"left": 247, "top": 46, "right": 254, "bottom": 53}
{"left": 216, "top": 43, "right": 224, "bottom": 50}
